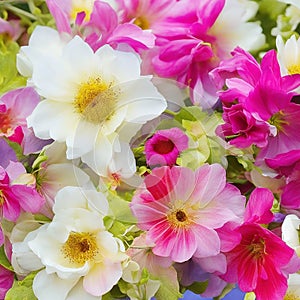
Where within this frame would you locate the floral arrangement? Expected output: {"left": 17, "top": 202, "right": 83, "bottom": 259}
{"left": 1, "top": 0, "right": 300, "bottom": 299}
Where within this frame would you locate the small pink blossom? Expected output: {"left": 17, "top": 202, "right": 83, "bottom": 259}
{"left": 145, "top": 128, "right": 188, "bottom": 167}
{"left": 0, "top": 87, "right": 48, "bottom": 154}
{"left": 130, "top": 164, "right": 245, "bottom": 262}
{"left": 0, "top": 162, "right": 45, "bottom": 241}
{"left": 0, "top": 265, "right": 14, "bottom": 299}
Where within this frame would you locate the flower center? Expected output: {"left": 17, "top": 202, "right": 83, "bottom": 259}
{"left": 74, "top": 77, "right": 119, "bottom": 124}
{"left": 153, "top": 139, "right": 175, "bottom": 154}
{"left": 133, "top": 16, "right": 150, "bottom": 30}
{"left": 284, "top": 292, "right": 300, "bottom": 300}
{"left": 0, "top": 109, "right": 12, "bottom": 135}
{"left": 70, "top": 0, "right": 94, "bottom": 21}
{"left": 0, "top": 190, "right": 5, "bottom": 206}
{"left": 167, "top": 209, "right": 191, "bottom": 231}
{"left": 268, "top": 110, "right": 289, "bottom": 133}
{"left": 248, "top": 236, "right": 266, "bottom": 259}
{"left": 61, "top": 232, "right": 98, "bottom": 265}
{"left": 287, "top": 64, "right": 300, "bottom": 75}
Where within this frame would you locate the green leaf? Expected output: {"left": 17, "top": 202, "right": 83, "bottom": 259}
{"left": 5, "top": 272, "right": 38, "bottom": 300}
{"left": 107, "top": 191, "right": 137, "bottom": 224}
{"left": 186, "top": 281, "right": 208, "bottom": 294}
{"left": 0, "top": 246, "right": 13, "bottom": 271}
{"left": 174, "top": 106, "right": 205, "bottom": 123}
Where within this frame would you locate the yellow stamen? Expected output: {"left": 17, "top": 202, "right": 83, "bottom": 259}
{"left": 287, "top": 64, "right": 300, "bottom": 75}
{"left": 133, "top": 16, "right": 150, "bottom": 30}
{"left": 167, "top": 209, "right": 192, "bottom": 231}
{"left": 61, "top": 232, "right": 98, "bottom": 265}
{"left": 284, "top": 292, "right": 300, "bottom": 300}
{"left": 74, "top": 77, "right": 119, "bottom": 124}
{"left": 268, "top": 110, "right": 289, "bottom": 133}
{"left": 0, "top": 190, "right": 5, "bottom": 206}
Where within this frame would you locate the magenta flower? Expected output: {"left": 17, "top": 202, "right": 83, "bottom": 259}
{"left": 266, "top": 151, "right": 300, "bottom": 209}
{"left": 0, "top": 265, "right": 14, "bottom": 299}
{"left": 215, "top": 49, "right": 300, "bottom": 157}
{"left": 222, "top": 188, "right": 300, "bottom": 299}
{"left": 0, "top": 162, "right": 45, "bottom": 236}
{"left": 145, "top": 128, "right": 188, "bottom": 167}
{"left": 130, "top": 164, "right": 245, "bottom": 262}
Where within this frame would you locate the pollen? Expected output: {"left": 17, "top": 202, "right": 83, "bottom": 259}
{"left": 167, "top": 209, "right": 191, "bottom": 230}
{"left": 134, "top": 16, "right": 150, "bottom": 30}
{"left": 268, "top": 110, "right": 289, "bottom": 133}
{"left": 0, "top": 109, "right": 12, "bottom": 134}
{"left": 287, "top": 64, "right": 300, "bottom": 75}
{"left": 248, "top": 236, "right": 266, "bottom": 259}
{"left": 284, "top": 292, "right": 300, "bottom": 300}
{"left": 70, "top": 0, "right": 94, "bottom": 21}
{"left": 61, "top": 232, "right": 98, "bottom": 265}
{"left": 0, "top": 190, "right": 5, "bottom": 206}
{"left": 74, "top": 77, "right": 119, "bottom": 124}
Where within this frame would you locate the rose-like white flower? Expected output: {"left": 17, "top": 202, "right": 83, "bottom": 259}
{"left": 22, "top": 26, "right": 166, "bottom": 176}
{"left": 13, "top": 186, "right": 127, "bottom": 299}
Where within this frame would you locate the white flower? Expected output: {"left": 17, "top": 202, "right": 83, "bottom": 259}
{"left": 209, "top": 0, "right": 265, "bottom": 53}
{"left": 13, "top": 186, "right": 127, "bottom": 299}
{"left": 282, "top": 214, "right": 300, "bottom": 257}
{"left": 276, "top": 34, "right": 300, "bottom": 77}
{"left": 23, "top": 26, "right": 167, "bottom": 176}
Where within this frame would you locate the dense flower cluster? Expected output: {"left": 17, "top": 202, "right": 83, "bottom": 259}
{"left": 1, "top": 0, "right": 300, "bottom": 299}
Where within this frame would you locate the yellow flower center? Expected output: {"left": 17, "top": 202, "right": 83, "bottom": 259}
{"left": 133, "top": 16, "right": 150, "bottom": 30}
{"left": 70, "top": 0, "right": 94, "bottom": 21}
{"left": 74, "top": 77, "right": 119, "bottom": 124}
{"left": 268, "top": 110, "right": 289, "bottom": 133}
{"left": 248, "top": 236, "right": 266, "bottom": 259}
{"left": 61, "top": 232, "right": 98, "bottom": 265}
{"left": 167, "top": 209, "right": 191, "bottom": 231}
{"left": 284, "top": 292, "right": 300, "bottom": 300}
{"left": 287, "top": 64, "right": 300, "bottom": 75}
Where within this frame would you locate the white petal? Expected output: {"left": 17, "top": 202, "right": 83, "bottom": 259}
{"left": 27, "top": 100, "right": 79, "bottom": 141}
{"left": 33, "top": 270, "right": 78, "bottom": 300}
{"left": 67, "top": 278, "right": 101, "bottom": 300}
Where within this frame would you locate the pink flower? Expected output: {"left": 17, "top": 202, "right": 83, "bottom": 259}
{"left": 145, "top": 128, "right": 188, "bottom": 167}
{"left": 0, "top": 265, "right": 14, "bottom": 299}
{"left": 0, "top": 87, "right": 47, "bottom": 154}
{"left": 215, "top": 49, "right": 300, "bottom": 157}
{"left": 117, "top": 0, "right": 177, "bottom": 30}
{"left": 152, "top": 0, "right": 264, "bottom": 108}
{"left": 0, "top": 162, "right": 45, "bottom": 242}
{"left": 219, "top": 103, "right": 269, "bottom": 148}
{"left": 0, "top": 17, "right": 24, "bottom": 41}
{"left": 130, "top": 164, "right": 245, "bottom": 262}
{"left": 222, "top": 188, "right": 300, "bottom": 299}
{"left": 266, "top": 151, "right": 300, "bottom": 209}
{"left": 46, "top": 0, "right": 155, "bottom": 53}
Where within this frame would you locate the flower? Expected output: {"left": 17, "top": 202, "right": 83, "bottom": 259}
{"left": 152, "top": 0, "right": 265, "bottom": 108}
{"left": 282, "top": 214, "right": 300, "bottom": 257}
{"left": 145, "top": 127, "right": 189, "bottom": 167}
{"left": 22, "top": 26, "right": 166, "bottom": 176}
{"left": 18, "top": 186, "right": 127, "bottom": 299}
{"left": 130, "top": 163, "right": 245, "bottom": 262}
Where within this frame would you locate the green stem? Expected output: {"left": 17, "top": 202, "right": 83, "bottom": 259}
{"left": 164, "top": 109, "right": 177, "bottom": 117}
{"left": 1, "top": 4, "right": 38, "bottom": 20}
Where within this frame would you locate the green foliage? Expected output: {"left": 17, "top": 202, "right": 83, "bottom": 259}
{"left": 0, "top": 246, "right": 13, "bottom": 271}
{"left": 5, "top": 272, "right": 38, "bottom": 300}
{"left": 185, "top": 281, "right": 208, "bottom": 295}
{"left": 0, "top": 40, "right": 26, "bottom": 95}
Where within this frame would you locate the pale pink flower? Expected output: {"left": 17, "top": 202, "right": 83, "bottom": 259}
{"left": 130, "top": 164, "right": 245, "bottom": 262}
{"left": 145, "top": 128, "right": 188, "bottom": 167}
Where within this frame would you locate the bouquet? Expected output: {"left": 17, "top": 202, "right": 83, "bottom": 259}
{"left": 0, "top": 0, "right": 300, "bottom": 299}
